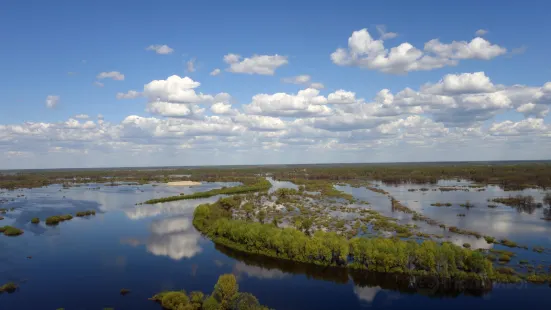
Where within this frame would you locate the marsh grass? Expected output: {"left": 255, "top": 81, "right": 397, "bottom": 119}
{"left": 120, "top": 288, "right": 131, "bottom": 295}
{"left": 45, "top": 214, "right": 73, "bottom": 226}
{"left": 0, "top": 282, "right": 17, "bottom": 293}
{"left": 0, "top": 226, "right": 24, "bottom": 236}
{"left": 76, "top": 210, "right": 96, "bottom": 217}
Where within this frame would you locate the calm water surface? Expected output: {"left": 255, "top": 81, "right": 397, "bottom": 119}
{"left": 1, "top": 180, "right": 551, "bottom": 309}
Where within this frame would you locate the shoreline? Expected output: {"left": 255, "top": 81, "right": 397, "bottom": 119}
{"left": 166, "top": 181, "right": 202, "bottom": 186}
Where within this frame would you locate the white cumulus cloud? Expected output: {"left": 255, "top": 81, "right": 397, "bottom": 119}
{"left": 224, "top": 54, "right": 288, "bottom": 75}
{"left": 146, "top": 44, "right": 174, "bottom": 55}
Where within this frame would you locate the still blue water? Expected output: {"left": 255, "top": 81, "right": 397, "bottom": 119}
{"left": 1, "top": 181, "right": 550, "bottom": 309}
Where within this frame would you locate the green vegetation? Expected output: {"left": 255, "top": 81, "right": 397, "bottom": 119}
{"left": 526, "top": 273, "right": 549, "bottom": 283}
{"left": 150, "top": 274, "right": 268, "bottom": 310}
{"left": 0, "top": 225, "right": 24, "bottom": 236}
{"left": 532, "top": 246, "right": 545, "bottom": 253}
{"left": 194, "top": 198, "right": 495, "bottom": 281}
{"left": 498, "top": 254, "right": 511, "bottom": 262}
{"left": 76, "top": 210, "right": 96, "bottom": 217}
{"left": 120, "top": 288, "right": 131, "bottom": 296}
{"left": 459, "top": 201, "right": 475, "bottom": 209}
{"left": 45, "top": 214, "right": 73, "bottom": 225}
{"left": 31, "top": 217, "right": 40, "bottom": 224}
{"left": 2, "top": 162, "right": 551, "bottom": 191}
{"left": 142, "top": 178, "right": 272, "bottom": 204}
{"left": 0, "top": 282, "right": 17, "bottom": 293}
{"left": 483, "top": 236, "right": 496, "bottom": 244}
{"left": 431, "top": 202, "right": 452, "bottom": 207}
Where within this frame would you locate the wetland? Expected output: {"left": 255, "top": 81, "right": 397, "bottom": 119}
{"left": 1, "top": 162, "right": 551, "bottom": 309}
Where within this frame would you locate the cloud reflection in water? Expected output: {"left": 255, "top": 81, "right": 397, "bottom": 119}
{"left": 146, "top": 216, "right": 202, "bottom": 260}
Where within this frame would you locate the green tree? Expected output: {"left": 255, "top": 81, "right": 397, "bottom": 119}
{"left": 213, "top": 274, "right": 239, "bottom": 309}
{"left": 256, "top": 210, "right": 266, "bottom": 224}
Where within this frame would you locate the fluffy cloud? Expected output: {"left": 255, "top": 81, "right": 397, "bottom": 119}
{"left": 3, "top": 70, "right": 551, "bottom": 168}
{"left": 94, "top": 81, "right": 104, "bottom": 87}
{"left": 489, "top": 118, "right": 548, "bottom": 136}
{"left": 75, "top": 114, "right": 89, "bottom": 119}
{"left": 332, "top": 28, "right": 507, "bottom": 74}
{"left": 45, "top": 95, "right": 59, "bottom": 108}
{"left": 282, "top": 75, "right": 311, "bottom": 84}
{"left": 327, "top": 90, "right": 358, "bottom": 104}
{"left": 516, "top": 103, "right": 549, "bottom": 118}
{"left": 366, "top": 72, "right": 551, "bottom": 126}
{"left": 282, "top": 75, "right": 324, "bottom": 89}
{"left": 224, "top": 54, "right": 288, "bottom": 75}
{"left": 210, "top": 68, "right": 221, "bottom": 76}
{"left": 244, "top": 88, "right": 333, "bottom": 117}
{"left": 116, "top": 90, "right": 142, "bottom": 99}
{"left": 146, "top": 44, "right": 174, "bottom": 55}
{"left": 475, "top": 29, "right": 488, "bottom": 36}
{"left": 97, "top": 71, "right": 125, "bottom": 81}
{"left": 376, "top": 24, "right": 398, "bottom": 40}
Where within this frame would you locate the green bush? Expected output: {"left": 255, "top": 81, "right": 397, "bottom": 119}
{"left": 1, "top": 226, "right": 24, "bottom": 236}
{"left": 0, "top": 282, "right": 17, "bottom": 293}
{"left": 31, "top": 217, "right": 40, "bottom": 224}
{"left": 144, "top": 178, "right": 272, "bottom": 204}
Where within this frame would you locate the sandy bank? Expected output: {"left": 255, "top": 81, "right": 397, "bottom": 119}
{"left": 166, "top": 181, "right": 202, "bottom": 186}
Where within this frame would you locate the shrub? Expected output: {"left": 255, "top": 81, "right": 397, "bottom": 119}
{"left": 498, "top": 254, "right": 511, "bottom": 262}
{"left": 120, "top": 288, "right": 130, "bottom": 296}
{"left": 31, "top": 218, "right": 40, "bottom": 224}
{"left": 45, "top": 214, "right": 73, "bottom": 226}
{"left": 76, "top": 210, "right": 96, "bottom": 217}
{"left": 1, "top": 226, "right": 24, "bottom": 236}
{"left": 0, "top": 282, "right": 17, "bottom": 293}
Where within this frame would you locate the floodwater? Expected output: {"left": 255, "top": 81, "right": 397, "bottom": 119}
{"left": 1, "top": 180, "right": 551, "bottom": 310}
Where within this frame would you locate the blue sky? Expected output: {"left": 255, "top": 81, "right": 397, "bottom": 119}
{"left": 1, "top": 0, "right": 551, "bottom": 168}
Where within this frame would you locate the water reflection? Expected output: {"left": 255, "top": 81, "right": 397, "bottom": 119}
{"left": 215, "top": 244, "right": 492, "bottom": 297}
{"left": 146, "top": 216, "right": 202, "bottom": 260}
{"left": 233, "top": 262, "right": 289, "bottom": 280}
{"left": 124, "top": 195, "right": 224, "bottom": 220}
{"left": 267, "top": 177, "right": 298, "bottom": 194}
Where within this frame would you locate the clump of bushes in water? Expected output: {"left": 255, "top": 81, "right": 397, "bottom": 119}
{"left": 76, "top": 210, "right": 96, "bottom": 217}
{"left": 431, "top": 202, "right": 452, "bottom": 207}
{"left": 487, "top": 204, "right": 498, "bottom": 208}
{"left": 142, "top": 178, "right": 272, "bottom": 204}
{"left": 532, "top": 246, "right": 545, "bottom": 253}
{"left": 459, "top": 201, "right": 475, "bottom": 209}
{"left": 120, "top": 288, "right": 131, "bottom": 296}
{"left": 45, "top": 214, "right": 73, "bottom": 226}
{"left": 0, "top": 282, "right": 17, "bottom": 293}
{"left": 491, "top": 195, "right": 542, "bottom": 214}
{"left": 0, "top": 226, "right": 24, "bottom": 236}
{"left": 31, "top": 217, "right": 39, "bottom": 224}
{"left": 150, "top": 274, "right": 268, "bottom": 310}
{"left": 526, "top": 273, "right": 549, "bottom": 283}
{"left": 483, "top": 236, "right": 496, "bottom": 244}
{"left": 448, "top": 226, "right": 481, "bottom": 238}
{"left": 193, "top": 199, "right": 495, "bottom": 281}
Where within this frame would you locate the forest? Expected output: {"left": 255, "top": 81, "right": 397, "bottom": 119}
{"left": 193, "top": 197, "right": 496, "bottom": 281}
{"left": 2, "top": 161, "right": 551, "bottom": 190}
